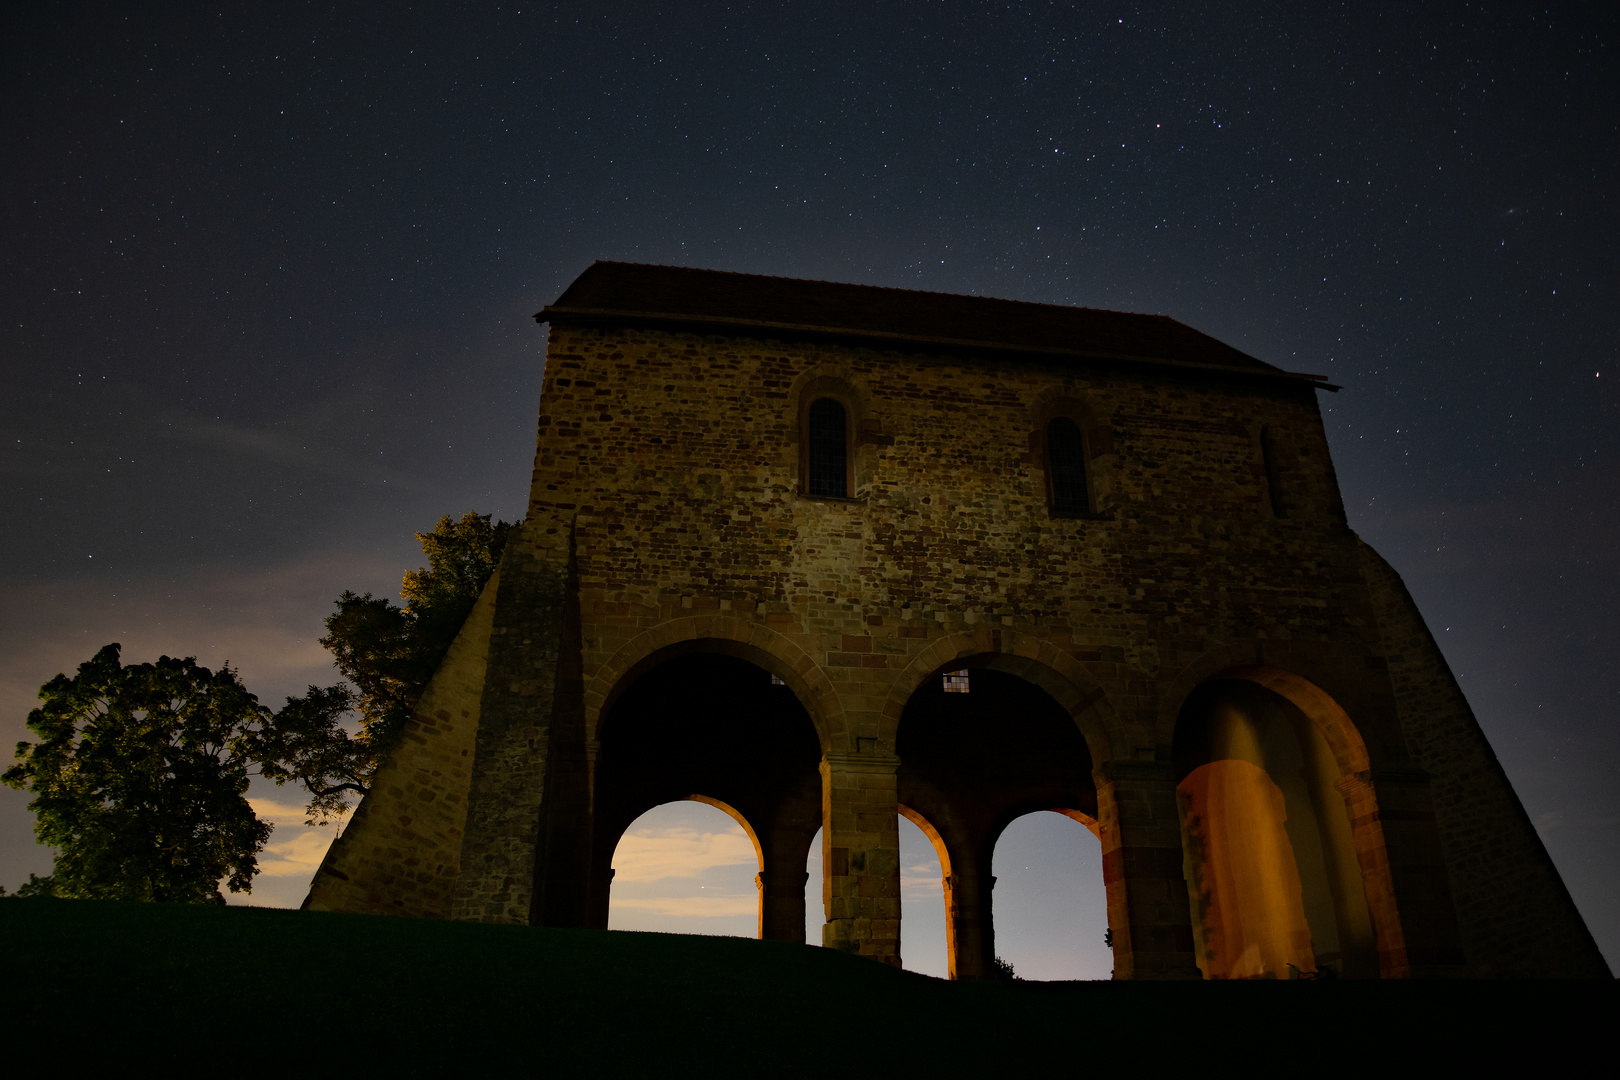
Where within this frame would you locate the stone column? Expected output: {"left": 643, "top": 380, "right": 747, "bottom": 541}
{"left": 1096, "top": 759, "right": 1201, "bottom": 979}
{"left": 943, "top": 850, "right": 995, "bottom": 981}
{"left": 755, "top": 799, "right": 819, "bottom": 943}
{"left": 757, "top": 867, "right": 809, "bottom": 943}
{"left": 819, "top": 752, "right": 902, "bottom": 966}
{"left": 1339, "top": 767, "right": 1467, "bottom": 977}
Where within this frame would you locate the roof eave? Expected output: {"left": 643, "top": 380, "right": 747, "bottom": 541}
{"left": 534, "top": 305, "right": 1340, "bottom": 392}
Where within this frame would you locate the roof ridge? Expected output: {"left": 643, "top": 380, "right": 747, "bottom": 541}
{"left": 589, "top": 260, "right": 1181, "bottom": 324}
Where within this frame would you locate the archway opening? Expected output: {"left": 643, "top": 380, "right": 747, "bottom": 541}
{"left": 896, "top": 664, "right": 1097, "bottom": 980}
{"left": 594, "top": 652, "right": 822, "bottom": 940}
{"left": 805, "top": 826, "right": 823, "bottom": 946}
{"left": 607, "top": 799, "right": 761, "bottom": 937}
{"left": 898, "top": 813, "right": 948, "bottom": 978}
{"left": 1174, "top": 678, "right": 1377, "bottom": 979}
{"left": 991, "top": 810, "right": 1111, "bottom": 980}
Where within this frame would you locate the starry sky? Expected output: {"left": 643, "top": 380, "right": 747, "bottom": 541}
{"left": 3, "top": 3, "right": 1615, "bottom": 969}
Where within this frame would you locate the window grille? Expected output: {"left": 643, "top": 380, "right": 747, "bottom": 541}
{"left": 943, "top": 670, "right": 970, "bottom": 693}
{"left": 1047, "top": 416, "right": 1089, "bottom": 513}
{"left": 807, "top": 397, "right": 848, "bottom": 498}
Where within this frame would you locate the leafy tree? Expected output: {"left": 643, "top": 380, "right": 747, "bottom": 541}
{"left": 265, "top": 511, "right": 517, "bottom": 823}
{"left": 1, "top": 874, "right": 58, "bottom": 898}
{"left": 2, "top": 645, "right": 273, "bottom": 903}
{"left": 250, "top": 683, "right": 370, "bottom": 824}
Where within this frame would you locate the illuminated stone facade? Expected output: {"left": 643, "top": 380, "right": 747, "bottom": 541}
{"left": 305, "top": 263, "right": 1608, "bottom": 979}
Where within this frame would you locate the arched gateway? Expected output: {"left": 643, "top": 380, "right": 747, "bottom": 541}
{"left": 304, "top": 262, "right": 1608, "bottom": 979}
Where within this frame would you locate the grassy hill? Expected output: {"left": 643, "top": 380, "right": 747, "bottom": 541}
{"left": 4, "top": 899, "right": 1610, "bottom": 1074}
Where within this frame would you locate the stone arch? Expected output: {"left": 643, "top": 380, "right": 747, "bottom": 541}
{"left": 897, "top": 801, "right": 957, "bottom": 977}
{"left": 1161, "top": 642, "right": 1396, "bottom": 978}
{"left": 687, "top": 794, "right": 764, "bottom": 869}
{"left": 880, "top": 627, "right": 1122, "bottom": 765}
{"left": 589, "top": 644, "right": 825, "bottom": 943}
{"left": 585, "top": 616, "right": 843, "bottom": 750}
{"left": 1154, "top": 641, "right": 1376, "bottom": 777}
{"left": 1054, "top": 808, "right": 1103, "bottom": 842}
{"left": 601, "top": 795, "right": 767, "bottom": 939}
{"left": 1028, "top": 386, "right": 1117, "bottom": 514}
{"left": 786, "top": 363, "right": 872, "bottom": 435}
{"left": 898, "top": 802, "right": 954, "bottom": 881}
{"left": 987, "top": 807, "right": 1115, "bottom": 981}
{"left": 978, "top": 800, "right": 1103, "bottom": 860}
{"left": 787, "top": 364, "right": 881, "bottom": 498}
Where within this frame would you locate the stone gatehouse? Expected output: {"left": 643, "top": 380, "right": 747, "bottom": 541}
{"left": 305, "top": 262, "right": 1608, "bottom": 979}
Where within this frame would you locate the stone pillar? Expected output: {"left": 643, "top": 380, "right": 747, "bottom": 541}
{"left": 757, "top": 868, "right": 809, "bottom": 943}
{"left": 1339, "top": 767, "right": 1467, "bottom": 977}
{"left": 758, "top": 801, "right": 818, "bottom": 943}
{"left": 1096, "top": 759, "right": 1201, "bottom": 979}
{"left": 820, "top": 752, "right": 902, "bottom": 966}
{"left": 944, "top": 855, "right": 996, "bottom": 980}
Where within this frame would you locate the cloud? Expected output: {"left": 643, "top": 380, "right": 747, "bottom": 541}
{"left": 901, "top": 861, "right": 944, "bottom": 897}
{"left": 249, "top": 795, "right": 351, "bottom": 830}
{"left": 249, "top": 796, "right": 350, "bottom": 878}
{"left": 0, "top": 547, "right": 412, "bottom": 766}
{"left": 609, "top": 895, "right": 759, "bottom": 918}
{"left": 611, "top": 826, "right": 758, "bottom": 883}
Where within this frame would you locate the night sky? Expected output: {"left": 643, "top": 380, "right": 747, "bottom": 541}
{"left": 3, "top": 3, "right": 1615, "bottom": 968}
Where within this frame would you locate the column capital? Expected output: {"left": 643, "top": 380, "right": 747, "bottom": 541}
{"left": 821, "top": 751, "right": 901, "bottom": 774}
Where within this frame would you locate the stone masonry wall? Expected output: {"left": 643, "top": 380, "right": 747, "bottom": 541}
{"left": 533, "top": 322, "right": 1378, "bottom": 762}
{"left": 302, "top": 569, "right": 500, "bottom": 917}
{"left": 317, "top": 317, "right": 1605, "bottom": 978}
{"left": 501, "top": 323, "right": 1446, "bottom": 974}
{"left": 1358, "top": 540, "right": 1611, "bottom": 977}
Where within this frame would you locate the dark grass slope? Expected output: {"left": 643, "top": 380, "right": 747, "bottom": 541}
{"left": 5, "top": 900, "right": 1611, "bottom": 1075}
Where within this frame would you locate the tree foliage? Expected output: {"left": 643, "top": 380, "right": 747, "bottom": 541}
{"left": 3, "top": 512, "right": 518, "bottom": 901}
{"left": 250, "top": 683, "right": 370, "bottom": 823}
{"left": 1, "top": 874, "right": 58, "bottom": 898}
{"left": 267, "top": 511, "right": 517, "bottom": 822}
{"left": 2, "top": 645, "right": 273, "bottom": 903}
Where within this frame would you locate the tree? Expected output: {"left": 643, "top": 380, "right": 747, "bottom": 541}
{"left": 2, "top": 645, "right": 273, "bottom": 903}
{"left": 250, "top": 683, "right": 370, "bottom": 824}
{"left": 1, "top": 874, "right": 58, "bottom": 898}
{"left": 265, "top": 511, "right": 517, "bottom": 823}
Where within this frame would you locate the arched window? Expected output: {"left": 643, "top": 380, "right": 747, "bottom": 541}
{"left": 806, "top": 397, "right": 849, "bottom": 498}
{"left": 1046, "top": 416, "right": 1090, "bottom": 514}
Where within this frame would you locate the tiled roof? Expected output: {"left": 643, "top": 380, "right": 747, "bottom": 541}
{"left": 538, "top": 261, "right": 1329, "bottom": 386}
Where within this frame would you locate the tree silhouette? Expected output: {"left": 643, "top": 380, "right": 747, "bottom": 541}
{"left": 3, "top": 645, "right": 272, "bottom": 903}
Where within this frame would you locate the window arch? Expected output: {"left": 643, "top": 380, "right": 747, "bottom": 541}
{"left": 804, "top": 396, "right": 850, "bottom": 498}
{"left": 1045, "top": 415, "right": 1090, "bottom": 515}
